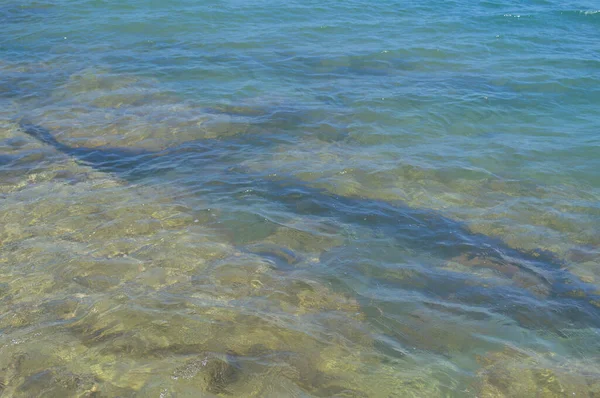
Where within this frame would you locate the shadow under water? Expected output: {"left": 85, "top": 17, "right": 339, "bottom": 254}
{"left": 17, "top": 118, "right": 600, "bottom": 337}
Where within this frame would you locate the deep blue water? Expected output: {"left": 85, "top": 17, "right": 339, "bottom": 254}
{"left": 1, "top": 0, "right": 599, "bottom": 396}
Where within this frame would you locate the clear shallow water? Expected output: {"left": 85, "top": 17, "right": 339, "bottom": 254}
{"left": 1, "top": 0, "right": 599, "bottom": 396}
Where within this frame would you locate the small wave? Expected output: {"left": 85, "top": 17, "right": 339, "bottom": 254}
{"left": 580, "top": 10, "right": 599, "bottom": 15}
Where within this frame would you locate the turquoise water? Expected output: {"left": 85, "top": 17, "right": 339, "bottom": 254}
{"left": 1, "top": 0, "right": 600, "bottom": 396}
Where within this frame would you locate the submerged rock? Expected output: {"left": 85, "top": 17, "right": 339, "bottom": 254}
{"left": 245, "top": 345, "right": 352, "bottom": 397}
{"left": 245, "top": 243, "right": 301, "bottom": 269}
{"left": 263, "top": 223, "right": 344, "bottom": 255}
{"left": 474, "top": 348, "right": 600, "bottom": 397}
{"left": 15, "top": 367, "right": 98, "bottom": 398}
{"left": 449, "top": 253, "right": 551, "bottom": 298}
{"left": 173, "top": 352, "right": 240, "bottom": 394}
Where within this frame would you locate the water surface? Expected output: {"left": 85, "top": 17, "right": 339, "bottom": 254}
{"left": 1, "top": 0, "right": 599, "bottom": 396}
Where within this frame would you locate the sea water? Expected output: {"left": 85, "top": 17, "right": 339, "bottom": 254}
{"left": 1, "top": 0, "right": 599, "bottom": 396}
